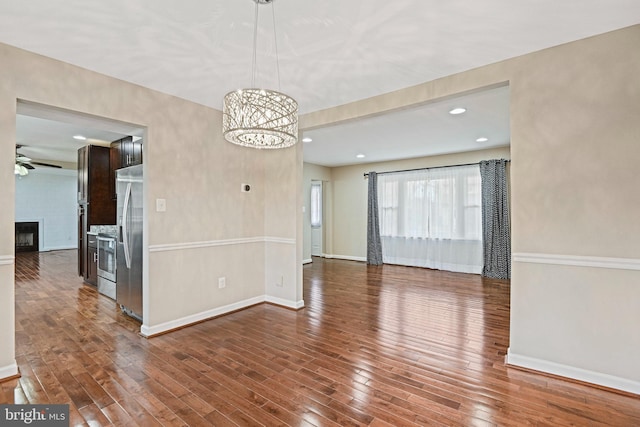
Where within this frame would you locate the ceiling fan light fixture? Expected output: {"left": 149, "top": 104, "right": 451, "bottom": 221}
{"left": 222, "top": 0, "right": 298, "bottom": 149}
{"left": 15, "top": 164, "right": 28, "bottom": 176}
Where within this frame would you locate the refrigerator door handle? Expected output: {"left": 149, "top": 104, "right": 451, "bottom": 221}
{"left": 122, "top": 182, "right": 132, "bottom": 269}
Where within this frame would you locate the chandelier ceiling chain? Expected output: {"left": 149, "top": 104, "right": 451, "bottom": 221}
{"left": 271, "top": 2, "right": 282, "bottom": 92}
{"left": 251, "top": 0, "right": 258, "bottom": 87}
{"left": 222, "top": 0, "right": 298, "bottom": 149}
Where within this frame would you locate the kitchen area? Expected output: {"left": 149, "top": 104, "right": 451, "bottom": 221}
{"left": 79, "top": 136, "right": 143, "bottom": 321}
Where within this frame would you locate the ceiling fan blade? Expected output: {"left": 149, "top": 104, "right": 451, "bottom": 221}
{"left": 30, "top": 161, "right": 62, "bottom": 169}
{"left": 15, "top": 145, "right": 63, "bottom": 169}
{"left": 19, "top": 162, "right": 35, "bottom": 170}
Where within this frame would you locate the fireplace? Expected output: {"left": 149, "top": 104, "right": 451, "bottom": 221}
{"left": 15, "top": 222, "right": 39, "bottom": 252}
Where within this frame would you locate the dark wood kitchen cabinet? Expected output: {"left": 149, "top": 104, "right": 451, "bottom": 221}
{"left": 77, "top": 145, "right": 116, "bottom": 281}
{"left": 77, "top": 204, "right": 85, "bottom": 277}
{"left": 110, "top": 136, "right": 143, "bottom": 199}
{"left": 109, "top": 144, "right": 119, "bottom": 200}
{"left": 86, "top": 233, "right": 98, "bottom": 286}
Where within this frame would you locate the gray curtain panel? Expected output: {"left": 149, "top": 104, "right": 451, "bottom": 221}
{"left": 480, "top": 159, "right": 511, "bottom": 279}
{"left": 367, "top": 171, "right": 384, "bottom": 265}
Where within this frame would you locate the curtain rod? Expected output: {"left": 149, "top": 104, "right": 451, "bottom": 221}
{"left": 363, "top": 159, "right": 510, "bottom": 178}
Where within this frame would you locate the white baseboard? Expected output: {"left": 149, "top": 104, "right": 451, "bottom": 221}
{"left": 140, "top": 294, "right": 304, "bottom": 337}
{"left": 41, "top": 245, "right": 77, "bottom": 252}
{"left": 265, "top": 296, "right": 305, "bottom": 310}
{"left": 323, "top": 254, "right": 367, "bottom": 262}
{"left": 506, "top": 349, "right": 640, "bottom": 395}
{"left": 302, "top": 258, "right": 312, "bottom": 265}
{"left": 0, "top": 362, "right": 19, "bottom": 380}
{"left": 140, "top": 296, "right": 264, "bottom": 337}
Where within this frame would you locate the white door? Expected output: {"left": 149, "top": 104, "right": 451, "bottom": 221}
{"left": 310, "top": 181, "right": 323, "bottom": 256}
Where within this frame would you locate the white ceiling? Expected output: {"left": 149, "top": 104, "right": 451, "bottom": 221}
{"left": 303, "top": 85, "right": 511, "bottom": 167}
{"left": 2, "top": 0, "right": 639, "bottom": 166}
{"left": 15, "top": 102, "right": 145, "bottom": 164}
{"left": 16, "top": 116, "right": 130, "bottom": 164}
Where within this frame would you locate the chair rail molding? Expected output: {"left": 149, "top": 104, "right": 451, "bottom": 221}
{"left": 149, "top": 236, "right": 296, "bottom": 253}
{"left": 0, "top": 255, "right": 15, "bottom": 266}
{"left": 513, "top": 252, "right": 640, "bottom": 271}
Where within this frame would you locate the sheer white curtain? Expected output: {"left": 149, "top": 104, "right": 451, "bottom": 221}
{"left": 378, "top": 165, "right": 483, "bottom": 274}
{"left": 310, "top": 182, "right": 322, "bottom": 227}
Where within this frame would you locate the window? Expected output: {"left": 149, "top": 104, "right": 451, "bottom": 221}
{"left": 378, "top": 165, "right": 481, "bottom": 241}
{"left": 376, "top": 164, "right": 483, "bottom": 273}
{"left": 310, "top": 181, "right": 322, "bottom": 227}
{"left": 379, "top": 180, "right": 398, "bottom": 236}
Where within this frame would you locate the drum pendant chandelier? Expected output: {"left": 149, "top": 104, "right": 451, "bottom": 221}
{"left": 222, "top": 0, "right": 298, "bottom": 149}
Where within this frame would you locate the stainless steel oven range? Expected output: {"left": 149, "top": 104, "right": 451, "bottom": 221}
{"left": 97, "top": 234, "right": 117, "bottom": 299}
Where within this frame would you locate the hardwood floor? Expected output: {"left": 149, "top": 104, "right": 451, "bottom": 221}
{"left": 3, "top": 250, "right": 640, "bottom": 426}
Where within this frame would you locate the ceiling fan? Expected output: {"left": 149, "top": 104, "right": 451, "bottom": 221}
{"left": 15, "top": 144, "right": 62, "bottom": 176}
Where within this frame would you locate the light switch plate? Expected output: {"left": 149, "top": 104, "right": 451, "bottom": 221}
{"left": 156, "top": 198, "right": 166, "bottom": 212}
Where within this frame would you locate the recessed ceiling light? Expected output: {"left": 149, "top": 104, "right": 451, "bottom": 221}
{"left": 449, "top": 107, "right": 466, "bottom": 115}
{"left": 73, "top": 135, "right": 87, "bottom": 140}
{"left": 476, "top": 137, "right": 489, "bottom": 142}
{"left": 302, "top": 137, "right": 312, "bottom": 143}
{"left": 356, "top": 154, "right": 365, "bottom": 159}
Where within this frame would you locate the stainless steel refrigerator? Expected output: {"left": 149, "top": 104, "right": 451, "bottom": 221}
{"left": 116, "top": 164, "right": 143, "bottom": 321}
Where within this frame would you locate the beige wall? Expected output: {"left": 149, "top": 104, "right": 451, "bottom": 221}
{"left": 263, "top": 147, "right": 302, "bottom": 307}
{"left": 0, "top": 42, "right": 301, "bottom": 374}
{"left": 506, "top": 25, "right": 640, "bottom": 393}
{"left": 300, "top": 25, "right": 640, "bottom": 393}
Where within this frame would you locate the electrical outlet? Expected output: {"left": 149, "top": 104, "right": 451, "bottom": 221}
{"left": 218, "top": 277, "right": 226, "bottom": 289}
{"left": 276, "top": 275, "right": 284, "bottom": 287}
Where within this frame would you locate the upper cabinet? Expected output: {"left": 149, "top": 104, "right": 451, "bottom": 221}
{"left": 77, "top": 145, "right": 113, "bottom": 218}
{"left": 110, "top": 136, "right": 143, "bottom": 199}
{"left": 112, "top": 136, "right": 143, "bottom": 168}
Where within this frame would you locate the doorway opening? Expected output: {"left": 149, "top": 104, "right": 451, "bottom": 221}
{"left": 310, "top": 180, "right": 323, "bottom": 257}
{"left": 14, "top": 100, "right": 146, "bottom": 326}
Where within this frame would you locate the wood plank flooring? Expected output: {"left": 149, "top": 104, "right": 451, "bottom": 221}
{"left": 3, "top": 250, "right": 640, "bottom": 426}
